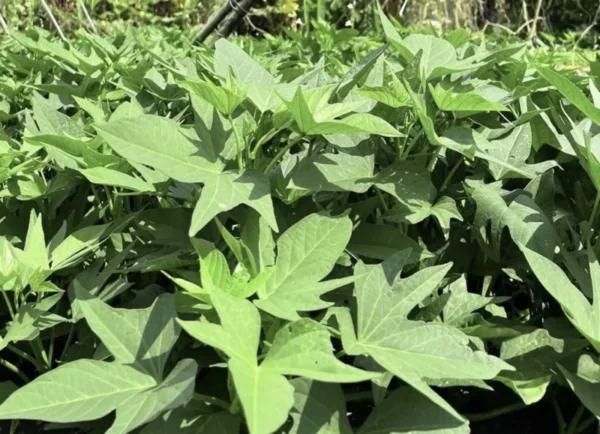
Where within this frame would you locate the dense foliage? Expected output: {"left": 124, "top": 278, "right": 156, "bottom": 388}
{"left": 2, "top": 8, "right": 600, "bottom": 434}
{"left": 3, "top": 0, "right": 600, "bottom": 39}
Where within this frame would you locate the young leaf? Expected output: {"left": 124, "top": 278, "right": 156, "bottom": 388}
{"left": 179, "top": 79, "right": 246, "bottom": 116}
{"left": 179, "top": 288, "right": 373, "bottom": 434}
{"left": 261, "top": 319, "right": 376, "bottom": 382}
{"left": 24, "top": 210, "right": 48, "bottom": 271}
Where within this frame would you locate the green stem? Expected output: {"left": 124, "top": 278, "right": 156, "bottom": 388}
{"left": 7, "top": 344, "right": 44, "bottom": 371}
{"left": 303, "top": 0, "right": 311, "bottom": 34}
{"left": 90, "top": 185, "right": 108, "bottom": 223}
{"left": 345, "top": 391, "right": 373, "bottom": 402}
{"left": 566, "top": 404, "right": 586, "bottom": 434}
{"left": 553, "top": 395, "right": 567, "bottom": 434}
{"left": 398, "top": 121, "right": 415, "bottom": 158}
{"left": 586, "top": 191, "right": 600, "bottom": 243}
{"left": 576, "top": 415, "right": 597, "bottom": 433}
{"left": 375, "top": 188, "right": 389, "bottom": 213}
{"left": 465, "top": 402, "right": 529, "bottom": 422}
{"left": 427, "top": 147, "right": 441, "bottom": 172}
{"left": 334, "top": 349, "right": 347, "bottom": 358}
{"left": 32, "top": 338, "right": 50, "bottom": 370}
{"left": 59, "top": 325, "right": 75, "bottom": 362}
{"left": 402, "top": 128, "right": 424, "bottom": 159}
{"left": 439, "top": 158, "right": 462, "bottom": 192}
{"left": 0, "top": 358, "right": 30, "bottom": 383}
{"left": 251, "top": 136, "right": 268, "bottom": 161}
{"left": 2, "top": 291, "right": 15, "bottom": 319}
{"left": 192, "top": 393, "right": 231, "bottom": 410}
{"left": 102, "top": 185, "right": 115, "bottom": 214}
{"left": 251, "top": 121, "right": 293, "bottom": 160}
{"left": 228, "top": 114, "right": 245, "bottom": 170}
{"left": 264, "top": 135, "right": 304, "bottom": 175}
{"left": 48, "top": 328, "right": 55, "bottom": 369}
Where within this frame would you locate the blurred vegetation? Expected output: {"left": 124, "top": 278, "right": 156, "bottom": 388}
{"left": 0, "top": 0, "right": 599, "bottom": 45}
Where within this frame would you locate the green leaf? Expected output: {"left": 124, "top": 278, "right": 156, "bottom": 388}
{"left": 261, "top": 319, "right": 377, "bottom": 382}
{"left": 289, "top": 150, "right": 374, "bottom": 193}
{"left": 376, "top": 2, "right": 407, "bottom": 54}
{"left": 95, "top": 115, "right": 222, "bottom": 183}
{"left": 74, "top": 96, "right": 105, "bottom": 122}
{"left": 289, "top": 378, "right": 353, "bottom": 434}
{"left": 282, "top": 87, "right": 401, "bottom": 137}
{"left": 429, "top": 81, "right": 509, "bottom": 113}
{"left": 406, "top": 87, "right": 476, "bottom": 157}
{"left": 338, "top": 252, "right": 513, "bottom": 419}
{"left": 348, "top": 223, "right": 432, "bottom": 262}
{"left": 228, "top": 358, "right": 295, "bottom": 434}
{"left": 396, "top": 35, "right": 484, "bottom": 81}
{"left": 190, "top": 93, "right": 245, "bottom": 165}
{"left": 51, "top": 219, "right": 131, "bottom": 271}
{"left": 430, "top": 197, "right": 464, "bottom": 230}
{"left": 330, "top": 44, "right": 388, "bottom": 103}
{"left": 80, "top": 167, "right": 155, "bottom": 192}
{"left": 192, "top": 237, "right": 272, "bottom": 299}
{"left": 179, "top": 287, "right": 261, "bottom": 363}
{"left": 241, "top": 213, "right": 275, "bottom": 274}
{"left": 0, "top": 360, "right": 155, "bottom": 422}
{"left": 179, "top": 288, "right": 372, "bottom": 434}
{"left": 110, "top": 100, "right": 145, "bottom": 122}
{"left": 497, "top": 330, "right": 587, "bottom": 404}
{"left": 75, "top": 286, "right": 180, "bottom": 380}
{"left": 106, "top": 359, "right": 198, "bottom": 434}
{"left": 24, "top": 210, "right": 48, "bottom": 271}
{"left": 214, "top": 39, "right": 274, "bottom": 87}
{"left": 179, "top": 79, "right": 246, "bottom": 116}
{"left": 485, "top": 124, "right": 557, "bottom": 180}
{"left": 470, "top": 184, "right": 556, "bottom": 258}
{"left": 357, "top": 386, "right": 469, "bottom": 434}
{"left": 355, "top": 74, "right": 412, "bottom": 108}
{"left": 189, "top": 170, "right": 278, "bottom": 236}
{"left": 536, "top": 66, "right": 600, "bottom": 127}
{"left": 213, "top": 39, "right": 278, "bottom": 113}
{"left": 31, "top": 93, "right": 85, "bottom": 138}
{"left": 372, "top": 161, "right": 437, "bottom": 223}
{"left": 255, "top": 213, "right": 353, "bottom": 320}
{"left": 443, "top": 275, "right": 506, "bottom": 326}
{"left": 0, "top": 294, "right": 66, "bottom": 351}
{"left": 519, "top": 245, "right": 600, "bottom": 352}
{"left": 558, "top": 360, "right": 600, "bottom": 418}
{"left": 142, "top": 407, "right": 240, "bottom": 434}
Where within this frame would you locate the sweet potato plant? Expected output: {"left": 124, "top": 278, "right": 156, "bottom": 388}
{"left": 1, "top": 8, "right": 600, "bottom": 434}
